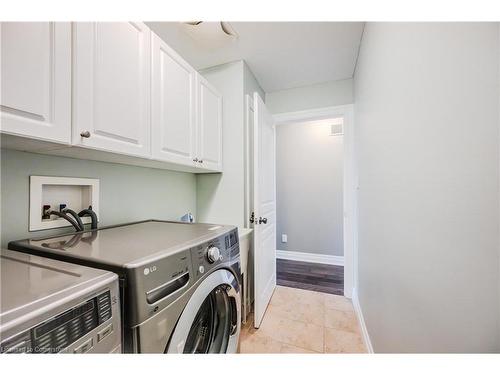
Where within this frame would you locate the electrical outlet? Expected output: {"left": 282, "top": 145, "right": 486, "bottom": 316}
{"left": 281, "top": 234, "right": 288, "bottom": 243}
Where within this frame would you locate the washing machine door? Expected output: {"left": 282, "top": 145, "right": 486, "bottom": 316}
{"left": 166, "top": 268, "right": 241, "bottom": 354}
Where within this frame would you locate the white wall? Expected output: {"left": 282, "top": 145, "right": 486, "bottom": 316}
{"left": 196, "top": 61, "right": 245, "bottom": 226}
{"left": 354, "top": 23, "right": 500, "bottom": 352}
{"left": 244, "top": 61, "right": 265, "bottom": 102}
{"left": 196, "top": 61, "right": 265, "bottom": 227}
{"left": 276, "top": 119, "right": 344, "bottom": 256}
{"left": 266, "top": 78, "right": 353, "bottom": 114}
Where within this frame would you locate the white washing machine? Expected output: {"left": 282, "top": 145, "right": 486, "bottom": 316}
{"left": 0, "top": 249, "right": 121, "bottom": 354}
{"left": 9, "top": 220, "right": 241, "bottom": 353}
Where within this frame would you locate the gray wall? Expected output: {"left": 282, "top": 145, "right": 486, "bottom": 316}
{"left": 354, "top": 23, "right": 500, "bottom": 352}
{"left": 1, "top": 149, "right": 197, "bottom": 246}
{"left": 266, "top": 78, "right": 353, "bottom": 114}
{"left": 276, "top": 119, "right": 344, "bottom": 256}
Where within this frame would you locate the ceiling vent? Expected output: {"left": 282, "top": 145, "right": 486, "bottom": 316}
{"left": 330, "top": 123, "right": 344, "bottom": 136}
{"left": 180, "top": 22, "right": 238, "bottom": 50}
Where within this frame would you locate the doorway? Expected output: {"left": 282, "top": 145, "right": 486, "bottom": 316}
{"left": 273, "top": 105, "right": 356, "bottom": 299}
{"left": 275, "top": 116, "right": 345, "bottom": 295}
{"left": 243, "top": 99, "right": 356, "bottom": 328}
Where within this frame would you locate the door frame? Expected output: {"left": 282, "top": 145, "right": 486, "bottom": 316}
{"left": 244, "top": 94, "right": 255, "bottom": 228}
{"left": 272, "top": 105, "right": 357, "bottom": 299}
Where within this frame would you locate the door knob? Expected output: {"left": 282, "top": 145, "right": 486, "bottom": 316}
{"left": 80, "top": 131, "right": 91, "bottom": 138}
{"left": 258, "top": 217, "right": 267, "bottom": 224}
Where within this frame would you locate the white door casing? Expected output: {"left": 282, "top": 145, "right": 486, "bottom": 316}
{"left": 73, "top": 22, "right": 151, "bottom": 158}
{"left": 0, "top": 22, "right": 71, "bottom": 144}
{"left": 151, "top": 32, "right": 196, "bottom": 165}
{"left": 253, "top": 92, "right": 277, "bottom": 328}
{"left": 196, "top": 75, "right": 222, "bottom": 171}
{"left": 244, "top": 94, "right": 255, "bottom": 229}
{"left": 273, "top": 105, "right": 356, "bottom": 299}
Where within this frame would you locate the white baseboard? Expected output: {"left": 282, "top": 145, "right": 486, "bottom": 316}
{"left": 276, "top": 249, "right": 344, "bottom": 266}
{"left": 352, "top": 287, "right": 374, "bottom": 353}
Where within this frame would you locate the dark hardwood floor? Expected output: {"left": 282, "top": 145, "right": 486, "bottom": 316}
{"left": 276, "top": 258, "right": 344, "bottom": 296}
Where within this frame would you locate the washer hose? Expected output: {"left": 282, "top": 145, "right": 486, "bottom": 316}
{"left": 62, "top": 208, "right": 85, "bottom": 231}
{"left": 78, "top": 206, "right": 98, "bottom": 230}
{"left": 47, "top": 210, "right": 82, "bottom": 232}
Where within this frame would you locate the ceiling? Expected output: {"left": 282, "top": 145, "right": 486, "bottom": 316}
{"left": 146, "top": 22, "right": 364, "bottom": 93}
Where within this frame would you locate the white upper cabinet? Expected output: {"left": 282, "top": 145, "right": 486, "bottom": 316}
{"left": 196, "top": 74, "right": 223, "bottom": 171}
{"left": 151, "top": 33, "right": 196, "bottom": 165}
{"left": 0, "top": 22, "right": 71, "bottom": 144}
{"left": 1, "top": 23, "right": 224, "bottom": 173}
{"left": 151, "top": 32, "right": 222, "bottom": 172}
{"left": 73, "top": 22, "right": 151, "bottom": 158}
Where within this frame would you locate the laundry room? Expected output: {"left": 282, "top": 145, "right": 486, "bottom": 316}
{"left": 1, "top": 1, "right": 500, "bottom": 375}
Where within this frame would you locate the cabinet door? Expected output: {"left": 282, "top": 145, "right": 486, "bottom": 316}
{"left": 0, "top": 22, "right": 71, "bottom": 144}
{"left": 151, "top": 33, "right": 196, "bottom": 165}
{"left": 73, "top": 22, "right": 151, "bottom": 158}
{"left": 197, "top": 75, "right": 223, "bottom": 171}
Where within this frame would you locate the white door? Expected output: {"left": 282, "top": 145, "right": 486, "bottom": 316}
{"left": 73, "top": 22, "right": 151, "bottom": 158}
{"left": 151, "top": 33, "right": 196, "bottom": 165}
{"left": 0, "top": 22, "right": 71, "bottom": 144}
{"left": 253, "top": 93, "right": 277, "bottom": 328}
{"left": 196, "top": 75, "right": 222, "bottom": 171}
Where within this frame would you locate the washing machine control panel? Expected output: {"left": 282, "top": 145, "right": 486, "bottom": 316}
{"left": 207, "top": 246, "right": 221, "bottom": 263}
{"left": 225, "top": 229, "right": 240, "bottom": 261}
{"left": 190, "top": 229, "right": 239, "bottom": 282}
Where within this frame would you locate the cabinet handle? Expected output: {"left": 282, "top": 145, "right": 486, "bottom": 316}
{"left": 80, "top": 131, "right": 91, "bottom": 138}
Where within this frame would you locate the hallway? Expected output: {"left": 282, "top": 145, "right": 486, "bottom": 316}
{"left": 277, "top": 259, "right": 344, "bottom": 295}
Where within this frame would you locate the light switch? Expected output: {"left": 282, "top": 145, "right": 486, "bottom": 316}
{"left": 281, "top": 234, "right": 287, "bottom": 243}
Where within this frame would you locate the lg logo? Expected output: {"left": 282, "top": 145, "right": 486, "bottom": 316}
{"left": 143, "top": 265, "right": 157, "bottom": 275}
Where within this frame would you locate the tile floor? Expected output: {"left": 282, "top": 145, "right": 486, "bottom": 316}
{"left": 238, "top": 286, "right": 367, "bottom": 354}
